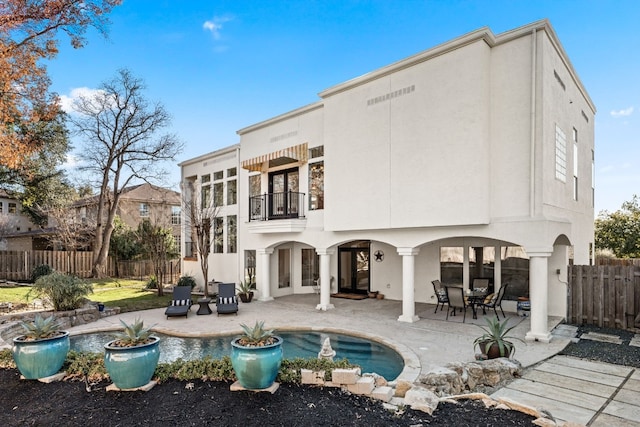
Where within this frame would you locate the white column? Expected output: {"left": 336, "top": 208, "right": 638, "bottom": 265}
{"left": 494, "top": 245, "right": 501, "bottom": 291}
{"left": 315, "top": 248, "right": 335, "bottom": 311}
{"left": 462, "top": 245, "right": 469, "bottom": 290}
{"left": 525, "top": 249, "right": 553, "bottom": 342}
{"left": 397, "top": 247, "right": 420, "bottom": 323}
{"left": 257, "top": 248, "right": 274, "bottom": 301}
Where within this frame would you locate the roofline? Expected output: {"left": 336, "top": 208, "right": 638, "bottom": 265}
{"left": 236, "top": 101, "right": 324, "bottom": 135}
{"left": 178, "top": 143, "right": 240, "bottom": 168}
{"left": 318, "top": 19, "right": 595, "bottom": 113}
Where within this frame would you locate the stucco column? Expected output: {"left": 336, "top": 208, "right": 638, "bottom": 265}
{"left": 525, "top": 249, "right": 553, "bottom": 342}
{"left": 257, "top": 248, "right": 274, "bottom": 301}
{"left": 315, "top": 248, "right": 335, "bottom": 311}
{"left": 397, "top": 247, "right": 420, "bottom": 323}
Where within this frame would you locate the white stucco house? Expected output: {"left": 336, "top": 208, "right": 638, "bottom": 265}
{"left": 180, "top": 20, "right": 595, "bottom": 342}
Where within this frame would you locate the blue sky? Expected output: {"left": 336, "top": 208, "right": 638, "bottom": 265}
{"left": 48, "top": 0, "right": 640, "bottom": 214}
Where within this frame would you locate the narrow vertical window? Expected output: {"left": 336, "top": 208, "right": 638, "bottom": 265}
{"left": 227, "top": 179, "right": 237, "bottom": 205}
{"left": 201, "top": 185, "right": 211, "bottom": 209}
{"left": 214, "top": 182, "right": 224, "bottom": 206}
{"left": 555, "top": 125, "right": 567, "bottom": 182}
{"left": 227, "top": 215, "right": 237, "bottom": 253}
{"left": 213, "top": 217, "right": 224, "bottom": 253}
{"left": 171, "top": 206, "right": 181, "bottom": 225}
{"left": 139, "top": 203, "right": 149, "bottom": 217}
{"left": 302, "top": 249, "right": 320, "bottom": 287}
{"left": 309, "top": 161, "right": 324, "bottom": 210}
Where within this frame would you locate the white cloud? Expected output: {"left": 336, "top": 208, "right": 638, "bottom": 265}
{"left": 203, "top": 16, "right": 232, "bottom": 40}
{"left": 58, "top": 87, "right": 105, "bottom": 113}
{"left": 610, "top": 106, "right": 634, "bottom": 118}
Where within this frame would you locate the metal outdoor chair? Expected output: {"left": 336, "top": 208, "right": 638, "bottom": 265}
{"left": 216, "top": 282, "right": 238, "bottom": 316}
{"left": 480, "top": 283, "right": 509, "bottom": 320}
{"left": 431, "top": 280, "right": 449, "bottom": 313}
{"left": 445, "top": 286, "right": 468, "bottom": 323}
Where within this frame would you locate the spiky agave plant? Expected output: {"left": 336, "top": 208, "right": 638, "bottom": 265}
{"left": 110, "top": 318, "right": 157, "bottom": 347}
{"left": 18, "top": 314, "right": 64, "bottom": 341}
{"left": 237, "top": 320, "right": 278, "bottom": 347}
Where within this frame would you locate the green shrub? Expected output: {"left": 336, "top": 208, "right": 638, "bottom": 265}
{"left": 278, "top": 358, "right": 357, "bottom": 383}
{"left": 29, "top": 272, "right": 93, "bottom": 311}
{"left": 176, "top": 275, "right": 197, "bottom": 289}
{"left": 31, "top": 264, "right": 52, "bottom": 283}
{"left": 0, "top": 349, "right": 15, "bottom": 369}
{"left": 63, "top": 350, "right": 106, "bottom": 382}
{"left": 145, "top": 275, "right": 158, "bottom": 289}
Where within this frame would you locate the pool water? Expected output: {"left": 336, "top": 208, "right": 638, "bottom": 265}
{"left": 70, "top": 331, "right": 404, "bottom": 380}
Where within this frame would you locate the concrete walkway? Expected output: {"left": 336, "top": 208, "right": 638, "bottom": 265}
{"left": 64, "top": 294, "right": 638, "bottom": 426}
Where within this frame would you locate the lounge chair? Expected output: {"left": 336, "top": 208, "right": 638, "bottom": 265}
{"left": 479, "top": 283, "right": 509, "bottom": 320}
{"left": 216, "top": 282, "right": 238, "bottom": 316}
{"left": 165, "top": 286, "right": 193, "bottom": 319}
{"left": 445, "top": 286, "right": 468, "bottom": 323}
{"left": 431, "top": 280, "right": 448, "bottom": 313}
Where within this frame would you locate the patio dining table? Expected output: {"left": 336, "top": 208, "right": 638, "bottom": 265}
{"left": 465, "top": 288, "right": 488, "bottom": 319}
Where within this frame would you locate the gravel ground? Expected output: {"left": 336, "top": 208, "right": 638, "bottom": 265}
{"left": 559, "top": 323, "right": 640, "bottom": 368}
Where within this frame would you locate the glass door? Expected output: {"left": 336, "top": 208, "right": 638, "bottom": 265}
{"left": 268, "top": 168, "right": 299, "bottom": 218}
{"left": 338, "top": 242, "right": 370, "bottom": 294}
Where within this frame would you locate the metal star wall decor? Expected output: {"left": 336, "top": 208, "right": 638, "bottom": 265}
{"left": 374, "top": 250, "right": 384, "bottom": 262}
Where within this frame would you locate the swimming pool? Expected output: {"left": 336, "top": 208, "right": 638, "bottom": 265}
{"left": 70, "top": 330, "right": 404, "bottom": 380}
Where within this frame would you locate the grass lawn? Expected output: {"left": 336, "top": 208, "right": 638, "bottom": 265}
{"left": 0, "top": 278, "right": 173, "bottom": 313}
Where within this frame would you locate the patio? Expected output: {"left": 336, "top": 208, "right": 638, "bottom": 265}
{"left": 66, "top": 294, "right": 569, "bottom": 382}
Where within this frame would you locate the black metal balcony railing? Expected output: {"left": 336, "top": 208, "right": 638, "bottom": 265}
{"left": 249, "top": 191, "right": 306, "bottom": 221}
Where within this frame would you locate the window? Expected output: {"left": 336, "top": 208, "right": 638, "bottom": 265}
{"left": 278, "top": 248, "right": 291, "bottom": 288}
{"left": 139, "top": 203, "right": 149, "bottom": 217}
{"left": 80, "top": 207, "right": 87, "bottom": 224}
{"left": 309, "top": 145, "right": 324, "bottom": 159}
{"left": 213, "top": 217, "right": 224, "bottom": 253}
{"left": 555, "top": 125, "right": 567, "bottom": 182}
{"left": 302, "top": 249, "right": 319, "bottom": 287}
{"left": 309, "top": 161, "right": 324, "bottom": 210}
{"left": 171, "top": 206, "right": 181, "bottom": 225}
{"left": 173, "top": 234, "right": 181, "bottom": 253}
{"left": 227, "top": 179, "right": 237, "bottom": 205}
{"left": 214, "top": 182, "right": 224, "bottom": 206}
{"left": 0, "top": 203, "right": 3, "bottom": 214}
{"left": 227, "top": 167, "right": 237, "bottom": 177}
{"left": 201, "top": 174, "right": 210, "bottom": 184}
{"left": 244, "top": 250, "right": 256, "bottom": 284}
{"left": 227, "top": 215, "right": 237, "bottom": 253}
{"left": 8, "top": 202, "right": 16, "bottom": 214}
{"left": 214, "top": 171, "right": 223, "bottom": 181}
{"left": 249, "top": 175, "right": 261, "bottom": 196}
{"left": 201, "top": 185, "right": 211, "bottom": 208}
{"left": 573, "top": 127, "right": 578, "bottom": 201}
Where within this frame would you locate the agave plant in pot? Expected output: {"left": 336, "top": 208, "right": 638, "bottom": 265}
{"left": 473, "top": 317, "right": 525, "bottom": 359}
{"left": 231, "top": 321, "right": 283, "bottom": 389}
{"left": 104, "top": 318, "right": 160, "bottom": 389}
{"left": 12, "top": 314, "right": 70, "bottom": 379}
{"left": 236, "top": 279, "right": 254, "bottom": 303}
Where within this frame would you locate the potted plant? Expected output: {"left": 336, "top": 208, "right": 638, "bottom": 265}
{"left": 12, "top": 314, "right": 70, "bottom": 379}
{"left": 104, "top": 318, "right": 160, "bottom": 389}
{"left": 473, "top": 317, "right": 524, "bottom": 359}
{"left": 236, "top": 279, "right": 254, "bottom": 303}
{"left": 231, "top": 321, "right": 283, "bottom": 389}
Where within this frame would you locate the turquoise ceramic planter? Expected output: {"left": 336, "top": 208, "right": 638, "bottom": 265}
{"left": 104, "top": 337, "right": 160, "bottom": 389}
{"left": 231, "top": 336, "right": 283, "bottom": 389}
{"left": 12, "top": 331, "right": 70, "bottom": 379}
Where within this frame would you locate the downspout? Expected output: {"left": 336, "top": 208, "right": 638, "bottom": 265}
{"left": 529, "top": 28, "right": 537, "bottom": 218}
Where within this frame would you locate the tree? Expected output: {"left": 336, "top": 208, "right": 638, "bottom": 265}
{"left": 182, "top": 180, "right": 222, "bottom": 298}
{"left": 109, "top": 215, "right": 141, "bottom": 276}
{"left": 137, "top": 218, "right": 178, "bottom": 297}
{"left": 0, "top": 0, "right": 121, "bottom": 168}
{"left": 70, "top": 68, "right": 183, "bottom": 277}
{"left": 595, "top": 195, "right": 640, "bottom": 258}
{"left": 0, "top": 108, "right": 74, "bottom": 226}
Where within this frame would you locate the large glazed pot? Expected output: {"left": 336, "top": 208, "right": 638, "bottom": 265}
{"left": 104, "top": 336, "right": 160, "bottom": 389}
{"left": 12, "top": 331, "right": 70, "bottom": 379}
{"left": 231, "top": 336, "right": 283, "bottom": 389}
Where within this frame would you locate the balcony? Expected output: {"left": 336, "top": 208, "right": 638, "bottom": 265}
{"left": 248, "top": 191, "right": 307, "bottom": 233}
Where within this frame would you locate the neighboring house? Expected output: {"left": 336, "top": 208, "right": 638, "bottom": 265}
{"left": 180, "top": 20, "right": 595, "bottom": 342}
{"left": 69, "top": 183, "right": 182, "bottom": 250}
{"left": 0, "top": 189, "right": 44, "bottom": 250}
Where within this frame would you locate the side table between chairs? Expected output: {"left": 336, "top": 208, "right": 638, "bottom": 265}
{"left": 196, "top": 297, "right": 212, "bottom": 315}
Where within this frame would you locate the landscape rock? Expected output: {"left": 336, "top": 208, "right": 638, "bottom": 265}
{"left": 404, "top": 385, "right": 440, "bottom": 414}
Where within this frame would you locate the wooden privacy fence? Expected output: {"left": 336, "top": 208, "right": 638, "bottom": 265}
{"left": 567, "top": 265, "right": 640, "bottom": 331}
{"left": 0, "top": 250, "right": 180, "bottom": 283}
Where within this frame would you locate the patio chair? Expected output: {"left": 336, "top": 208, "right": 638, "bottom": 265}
{"left": 431, "top": 280, "right": 448, "bottom": 313}
{"left": 216, "top": 282, "right": 238, "bottom": 316}
{"left": 471, "top": 278, "right": 489, "bottom": 291}
{"left": 164, "top": 286, "right": 193, "bottom": 319}
{"left": 479, "top": 283, "right": 509, "bottom": 320}
{"left": 445, "top": 286, "right": 468, "bottom": 323}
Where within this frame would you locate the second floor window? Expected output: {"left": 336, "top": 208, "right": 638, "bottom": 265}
{"left": 201, "top": 185, "right": 211, "bottom": 208}
{"left": 214, "top": 182, "right": 224, "bottom": 206}
{"left": 227, "top": 179, "right": 237, "bottom": 205}
{"left": 249, "top": 174, "right": 261, "bottom": 197}
{"left": 8, "top": 202, "right": 16, "bottom": 214}
{"left": 139, "top": 203, "right": 149, "bottom": 217}
{"left": 171, "top": 206, "right": 181, "bottom": 224}
{"left": 309, "top": 161, "right": 324, "bottom": 210}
